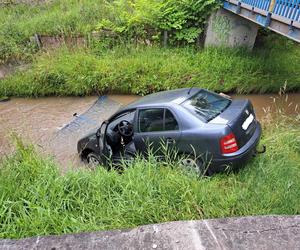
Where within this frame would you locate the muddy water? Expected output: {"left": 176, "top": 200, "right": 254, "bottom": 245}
{"left": 233, "top": 93, "right": 299, "bottom": 118}
{"left": 0, "top": 97, "right": 97, "bottom": 171}
{"left": 0, "top": 93, "right": 299, "bottom": 171}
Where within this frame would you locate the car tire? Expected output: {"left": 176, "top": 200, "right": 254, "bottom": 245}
{"left": 179, "top": 155, "right": 212, "bottom": 176}
{"left": 86, "top": 152, "right": 101, "bottom": 169}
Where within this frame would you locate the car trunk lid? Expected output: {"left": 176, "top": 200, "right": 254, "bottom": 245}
{"left": 210, "top": 99, "right": 257, "bottom": 148}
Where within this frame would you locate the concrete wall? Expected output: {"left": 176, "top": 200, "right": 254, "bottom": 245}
{"left": 0, "top": 64, "right": 29, "bottom": 80}
{"left": 1, "top": 216, "right": 300, "bottom": 250}
{"left": 205, "top": 8, "right": 259, "bottom": 49}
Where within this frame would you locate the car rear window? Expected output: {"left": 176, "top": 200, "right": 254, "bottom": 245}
{"left": 182, "top": 90, "right": 231, "bottom": 122}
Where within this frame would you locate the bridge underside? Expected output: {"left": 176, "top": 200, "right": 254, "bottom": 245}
{"left": 205, "top": 0, "right": 300, "bottom": 49}
{"left": 223, "top": 0, "right": 300, "bottom": 43}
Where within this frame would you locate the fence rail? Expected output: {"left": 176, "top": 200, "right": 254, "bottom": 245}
{"left": 225, "top": 0, "right": 300, "bottom": 22}
{"left": 223, "top": 0, "right": 300, "bottom": 42}
{"left": 272, "top": 0, "right": 300, "bottom": 21}
{"left": 242, "top": 0, "right": 271, "bottom": 12}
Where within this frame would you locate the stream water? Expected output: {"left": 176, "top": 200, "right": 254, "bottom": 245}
{"left": 0, "top": 93, "right": 299, "bottom": 171}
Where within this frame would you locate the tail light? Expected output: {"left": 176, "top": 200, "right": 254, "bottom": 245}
{"left": 220, "top": 133, "right": 239, "bottom": 154}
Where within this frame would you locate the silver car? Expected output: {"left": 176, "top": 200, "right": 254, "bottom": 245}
{"left": 77, "top": 88, "right": 262, "bottom": 174}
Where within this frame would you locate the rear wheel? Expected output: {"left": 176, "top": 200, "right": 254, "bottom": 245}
{"left": 86, "top": 152, "right": 101, "bottom": 169}
{"left": 179, "top": 155, "right": 211, "bottom": 176}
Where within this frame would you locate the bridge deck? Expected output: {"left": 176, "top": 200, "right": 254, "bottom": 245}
{"left": 223, "top": 0, "right": 300, "bottom": 42}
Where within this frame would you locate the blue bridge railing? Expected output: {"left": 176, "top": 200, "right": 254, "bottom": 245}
{"left": 242, "top": 0, "right": 271, "bottom": 12}
{"left": 226, "top": 0, "right": 300, "bottom": 22}
{"left": 223, "top": 0, "right": 300, "bottom": 42}
{"left": 273, "top": 0, "right": 300, "bottom": 21}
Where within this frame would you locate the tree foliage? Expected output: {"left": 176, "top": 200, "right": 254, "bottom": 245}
{"left": 97, "top": 0, "right": 219, "bottom": 44}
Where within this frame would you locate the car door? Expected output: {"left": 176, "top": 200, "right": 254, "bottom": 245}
{"left": 134, "top": 107, "right": 181, "bottom": 155}
{"left": 97, "top": 120, "right": 110, "bottom": 163}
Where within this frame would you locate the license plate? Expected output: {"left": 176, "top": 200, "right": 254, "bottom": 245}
{"left": 242, "top": 114, "right": 254, "bottom": 131}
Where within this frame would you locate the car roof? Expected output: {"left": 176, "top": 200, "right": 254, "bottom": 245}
{"left": 119, "top": 88, "right": 202, "bottom": 112}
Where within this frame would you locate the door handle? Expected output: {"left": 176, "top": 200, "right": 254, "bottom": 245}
{"left": 166, "top": 138, "right": 176, "bottom": 144}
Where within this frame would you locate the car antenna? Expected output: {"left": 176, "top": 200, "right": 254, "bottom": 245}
{"left": 188, "top": 84, "right": 195, "bottom": 95}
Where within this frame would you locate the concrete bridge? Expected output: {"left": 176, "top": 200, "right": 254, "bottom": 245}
{"left": 205, "top": 0, "right": 300, "bottom": 49}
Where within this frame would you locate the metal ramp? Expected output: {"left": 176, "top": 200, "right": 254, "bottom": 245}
{"left": 49, "top": 96, "right": 122, "bottom": 168}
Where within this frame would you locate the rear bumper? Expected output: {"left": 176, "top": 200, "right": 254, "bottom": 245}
{"left": 210, "top": 122, "right": 262, "bottom": 173}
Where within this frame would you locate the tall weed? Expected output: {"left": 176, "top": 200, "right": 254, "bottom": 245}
{"left": 1, "top": 45, "right": 300, "bottom": 97}
{"left": 0, "top": 114, "right": 299, "bottom": 239}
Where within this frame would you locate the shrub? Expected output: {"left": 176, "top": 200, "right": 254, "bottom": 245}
{"left": 98, "top": 0, "right": 219, "bottom": 44}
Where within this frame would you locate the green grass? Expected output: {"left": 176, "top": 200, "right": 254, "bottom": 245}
{"left": 0, "top": 116, "right": 299, "bottom": 239}
{"left": 0, "top": 0, "right": 108, "bottom": 63}
{"left": 0, "top": 0, "right": 219, "bottom": 63}
{"left": 1, "top": 42, "right": 300, "bottom": 97}
{"left": 1, "top": 1, "right": 299, "bottom": 96}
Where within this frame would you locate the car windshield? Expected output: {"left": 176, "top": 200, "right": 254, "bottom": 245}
{"left": 182, "top": 90, "right": 231, "bottom": 122}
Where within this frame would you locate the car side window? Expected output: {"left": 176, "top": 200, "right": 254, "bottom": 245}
{"left": 139, "top": 108, "right": 164, "bottom": 132}
{"left": 165, "top": 109, "right": 179, "bottom": 131}
{"left": 138, "top": 108, "right": 179, "bottom": 132}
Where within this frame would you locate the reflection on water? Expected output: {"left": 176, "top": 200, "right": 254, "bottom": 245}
{"left": 232, "top": 93, "right": 299, "bottom": 118}
{"left": 0, "top": 93, "right": 299, "bottom": 171}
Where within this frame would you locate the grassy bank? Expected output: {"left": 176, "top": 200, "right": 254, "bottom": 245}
{"left": 0, "top": 0, "right": 218, "bottom": 63}
{"left": 0, "top": 116, "right": 299, "bottom": 239}
{"left": 1, "top": 42, "right": 300, "bottom": 97}
{"left": 0, "top": 0, "right": 107, "bottom": 63}
{"left": 1, "top": 1, "right": 300, "bottom": 96}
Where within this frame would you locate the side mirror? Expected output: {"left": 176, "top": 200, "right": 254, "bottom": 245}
{"left": 96, "top": 120, "right": 109, "bottom": 137}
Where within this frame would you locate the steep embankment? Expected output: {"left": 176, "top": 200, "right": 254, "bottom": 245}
{"left": 0, "top": 114, "right": 299, "bottom": 239}
{"left": 1, "top": 44, "right": 300, "bottom": 97}
{"left": 1, "top": 0, "right": 300, "bottom": 96}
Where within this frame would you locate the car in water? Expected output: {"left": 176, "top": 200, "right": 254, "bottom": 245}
{"left": 77, "top": 88, "right": 262, "bottom": 174}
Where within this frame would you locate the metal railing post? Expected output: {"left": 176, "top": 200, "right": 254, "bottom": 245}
{"left": 269, "top": 0, "right": 276, "bottom": 12}
{"left": 236, "top": 1, "right": 242, "bottom": 14}
{"left": 265, "top": 0, "right": 276, "bottom": 27}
